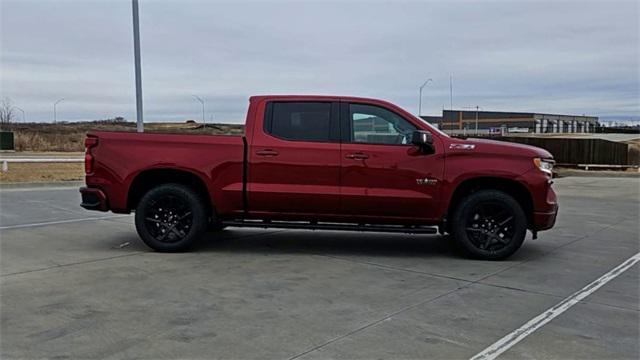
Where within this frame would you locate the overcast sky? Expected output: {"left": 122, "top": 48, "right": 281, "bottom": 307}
{"left": 1, "top": 0, "right": 638, "bottom": 123}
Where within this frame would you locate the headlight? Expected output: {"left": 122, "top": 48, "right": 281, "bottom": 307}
{"left": 533, "top": 158, "right": 554, "bottom": 175}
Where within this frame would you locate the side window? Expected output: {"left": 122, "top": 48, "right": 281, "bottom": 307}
{"left": 266, "top": 102, "right": 332, "bottom": 142}
{"left": 349, "top": 104, "right": 417, "bottom": 144}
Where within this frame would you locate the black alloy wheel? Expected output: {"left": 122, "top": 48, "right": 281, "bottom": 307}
{"left": 144, "top": 195, "right": 193, "bottom": 243}
{"left": 135, "top": 183, "right": 208, "bottom": 252}
{"left": 465, "top": 201, "right": 516, "bottom": 252}
{"left": 451, "top": 190, "right": 527, "bottom": 260}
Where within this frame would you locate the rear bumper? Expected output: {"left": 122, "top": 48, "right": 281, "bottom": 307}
{"left": 80, "top": 187, "right": 109, "bottom": 212}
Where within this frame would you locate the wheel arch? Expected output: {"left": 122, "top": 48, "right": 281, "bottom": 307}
{"left": 445, "top": 176, "right": 534, "bottom": 230}
{"left": 127, "top": 167, "right": 213, "bottom": 214}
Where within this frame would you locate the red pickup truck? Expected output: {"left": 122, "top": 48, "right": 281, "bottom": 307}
{"left": 80, "top": 95, "right": 557, "bottom": 260}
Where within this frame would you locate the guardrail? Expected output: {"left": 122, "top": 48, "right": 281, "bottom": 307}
{"left": 0, "top": 158, "right": 84, "bottom": 172}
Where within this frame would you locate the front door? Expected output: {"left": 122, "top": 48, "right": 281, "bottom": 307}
{"left": 248, "top": 100, "right": 341, "bottom": 217}
{"left": 340, "top": 102, "right": 444, "bottom": 222}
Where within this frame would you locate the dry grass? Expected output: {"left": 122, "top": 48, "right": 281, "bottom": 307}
{"left": 5, "top": 121, "right": 244, "bottom": 152}
{"left": 14, "top": 132, "right": 85, "bottom": 152}
{"left": 0, "top": 121, "right": 244, "bottom": 183}
{"left": 0, "top": 162, "right": 85, "bottom": 183}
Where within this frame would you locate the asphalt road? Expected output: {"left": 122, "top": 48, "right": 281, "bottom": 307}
{"left": 1, "top": 177, "right": 638, "bottom": 359}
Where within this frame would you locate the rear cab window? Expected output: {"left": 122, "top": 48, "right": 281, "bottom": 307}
{"left": 264, "top": 102, "right": 339, "bottom": 142}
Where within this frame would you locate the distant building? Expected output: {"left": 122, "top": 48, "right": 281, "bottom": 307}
{"left": 421, "top": 110, "right": 599, "bottom": 134}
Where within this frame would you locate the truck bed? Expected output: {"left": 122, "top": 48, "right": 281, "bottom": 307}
{"left": 86, "top": 131, "right": 245, "bottom": 214}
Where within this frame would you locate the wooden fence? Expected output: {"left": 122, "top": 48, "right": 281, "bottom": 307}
{"left": 499, "top": 137, "right": 629, "bottom": 165}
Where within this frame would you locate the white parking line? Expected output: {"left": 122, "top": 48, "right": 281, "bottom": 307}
{"left": 470, "top": 252, "right": 640, "bottom": 360}
{"left": 0, "top": 215, "right": 131, "bottom": 230}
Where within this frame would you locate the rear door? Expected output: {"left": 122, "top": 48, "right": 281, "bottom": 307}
{"left": 248, "top": 100, "right": 341, "bottom": 217}
{"left": 339, "top": 102, "right": 444, "bottom": 221}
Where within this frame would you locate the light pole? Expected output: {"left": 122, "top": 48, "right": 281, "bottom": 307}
{"left": 53, "top": 98, "right": 64, "bottom": 123}
{"left": 192, "top": 95, "right": 205, "bottom": 124}
{"left": 475, "top": 105, "right": 480, "bottom": 135}
{"left": 462, "top": 105, "right": 482, "bottom": 135}
{"left": 15, "top": 107, "right": 25, "bottom": 123}
{"left": 132, "top": 0, "right": 144, "bottom": 132}
{"left": 418, "top": 78, "right": 432, "bottom": 116}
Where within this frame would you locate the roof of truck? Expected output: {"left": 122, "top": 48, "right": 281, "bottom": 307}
{"left": 249, "top": 94, "right": 393, "bottom": 104}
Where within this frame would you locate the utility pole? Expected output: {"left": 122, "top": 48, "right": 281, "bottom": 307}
{"left": 449, "top": 74, "right": 453, "bottom": 110}
{"left": 192, "top": 95, "right": 205, "bottom": 124}
{"left": 53, "top": 98, "right": 64, "bottom": 123}
{"left": 15, "top": 107, "right": 25, "bottom": 123}
{"left": 418, "top": 78, "right": 432, "bottom": 116}
{"left": 132, "top": 0, "right": 144, "bottom": 132}
{"left": 462, "top": 105, "right": 482, "bottom": 135}
{"left": 475, "top": 105, "right": 479, "bottom": 135}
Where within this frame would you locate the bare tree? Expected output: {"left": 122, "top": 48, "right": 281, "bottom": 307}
{"left": 0, "top": 97, "right": 15, "bottom": 125}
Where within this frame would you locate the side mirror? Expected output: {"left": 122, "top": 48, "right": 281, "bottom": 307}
{"left": 411, "top": 130, "right": 434, "bottom": 153}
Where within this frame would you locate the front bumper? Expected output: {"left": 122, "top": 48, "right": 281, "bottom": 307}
{"left": 532, "top": 183, "right": 558, "bottom": 231}
{"left": 80, "top": 187, "right": 109, "bottom": 212}
{"left": 533, "top": 205, "right": 558, "bottom": 231}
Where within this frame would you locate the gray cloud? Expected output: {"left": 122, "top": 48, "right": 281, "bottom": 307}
{"left": 1, "top": 0, "right": 638, "bottom": 123}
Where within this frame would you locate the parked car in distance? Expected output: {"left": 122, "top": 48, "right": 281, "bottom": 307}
{"left": 80, "top": 95, "right": 558, "bottom": 260}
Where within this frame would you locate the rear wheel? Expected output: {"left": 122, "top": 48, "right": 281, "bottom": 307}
{"left": 451, "top": 190, "right": 527, "bottom": 260}
{"left": 135, "top": 183, "right": 208, "bottom": 252}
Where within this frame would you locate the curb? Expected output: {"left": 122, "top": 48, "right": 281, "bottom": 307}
{"left": 554, "top": 170, "right": 640, "bottom": 178}
{"left": 0, "top": 180, "right": 85, "bottom": 190}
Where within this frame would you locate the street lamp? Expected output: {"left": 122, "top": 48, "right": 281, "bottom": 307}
{"left": 192, "top": 95, "right": 205, "bottom": 124}
{"left": 53, "top": 98, "right": 64, "bottom": 123}
{"left": 132, "top": 0, "right": 144, "bottom": 132}
{"left": 473, "top": 105, "right": 480, "bottom": 135}
{"left": 418, "top": 78, "right": 433, "bottom": 116}
{"left": 14, "top": 107, "right": 25, "bottom": 123}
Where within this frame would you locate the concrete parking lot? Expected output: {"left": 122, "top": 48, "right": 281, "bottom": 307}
{"left": 1, "top": 177, "right": 638, "bottom": 359}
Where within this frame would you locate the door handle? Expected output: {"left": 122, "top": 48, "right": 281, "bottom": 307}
{"left": 346, "top": 152, "right": 369, "bottom": 160}
{"left": 256, "top": 149, "right": 279, "bottom": 156}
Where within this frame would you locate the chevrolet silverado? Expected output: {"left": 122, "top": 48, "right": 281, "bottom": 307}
{"left": 80, "top": 95, "right": 558, "bottom": 260}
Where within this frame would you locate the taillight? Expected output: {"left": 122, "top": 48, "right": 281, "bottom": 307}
{"left": 85, "top": 136, "right": 99, "bottom": 174}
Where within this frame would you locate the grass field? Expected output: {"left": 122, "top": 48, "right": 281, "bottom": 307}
{"left": 0, "top": 121, "right": 243, "bottom": 183}
{"left": 0, "top": 162, "right": 84, "bottom": 183}
{"left": 3, "top": 121, "right": 244, "bottom": 152}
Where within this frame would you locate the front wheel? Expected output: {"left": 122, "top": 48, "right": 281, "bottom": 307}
{"left": 451, "top": 190, "right": 527, "bottom": 260}
{"left": 135, "top": 183, "right": 208, "bottom": 252}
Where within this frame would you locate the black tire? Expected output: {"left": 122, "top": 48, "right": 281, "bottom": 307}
{"left": 135, "top": 183, "right": 208, "bottom": 252}
{"left": 451, "top": 190, "right": 527, "bottom": 260}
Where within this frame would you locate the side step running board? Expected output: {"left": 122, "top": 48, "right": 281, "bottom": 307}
{"left": 221, "top": 220, "right": 438, "bottom": 234}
